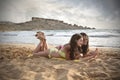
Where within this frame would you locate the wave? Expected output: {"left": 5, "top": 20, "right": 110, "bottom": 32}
{"left": 46, "top": 33, "right": 120, "bottom": 38}
{"left": 91, "top": 45, "right": 120, "bottom": 48}
{"left": 89, "top": 35, "right": 120, "bottom": 38}
{"left": 45, "top": 29, "right": 120, "bottom": 38}
{"left": 0, "top": 33, "right": 18, "bottom": 36}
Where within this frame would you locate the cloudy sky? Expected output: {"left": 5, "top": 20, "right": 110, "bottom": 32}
{"left": 0, "top": 0, "right": 120, "bottom": 29}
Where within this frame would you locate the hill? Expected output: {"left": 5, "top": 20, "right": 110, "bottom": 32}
{"left": 0, "top": 17, "right": 95, "bottom": 31}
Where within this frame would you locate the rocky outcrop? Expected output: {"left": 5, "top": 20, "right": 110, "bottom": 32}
{"left": 0, "top": 17, "right": 95, "bottom": 31}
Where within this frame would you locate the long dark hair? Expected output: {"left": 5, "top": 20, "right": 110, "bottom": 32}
{"left": 80, "top": 32, "right": 89, "bottom": 56}
{"left": 69, "top": 33, "right": 82, "bottom": 60}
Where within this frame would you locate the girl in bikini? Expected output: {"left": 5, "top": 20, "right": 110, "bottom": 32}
{"left": 33, "top": 33, "right": 83, "bottom": 60}
{"left": 80, "top": 32, "right": 98, "bottom": 58}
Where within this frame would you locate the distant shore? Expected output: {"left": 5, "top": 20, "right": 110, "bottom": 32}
{"left": 0, "top": 43, "right": 120, "bottom": 80}
{"left": 0, "top": 17, "right": 95, "bottom": 31}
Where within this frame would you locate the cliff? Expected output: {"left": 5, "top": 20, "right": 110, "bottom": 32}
{"left": 0, "top": 17, "right": 95, "bottom": 31}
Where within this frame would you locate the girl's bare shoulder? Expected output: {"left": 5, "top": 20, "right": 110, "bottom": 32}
{"left": 63, "top": 43, "right": 70, "bottom": 49}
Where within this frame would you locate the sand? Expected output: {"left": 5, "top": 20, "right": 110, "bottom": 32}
{"left": 0, "top": 43, "right": 120, "bottom": 80}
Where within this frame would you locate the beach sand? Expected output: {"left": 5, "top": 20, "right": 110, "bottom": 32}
{"left": 0, "top": 43, "right": 120, "bottom": 80}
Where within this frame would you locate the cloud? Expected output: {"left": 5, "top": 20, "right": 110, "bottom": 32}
{"left": 0, "top": 0, "right": 119, "bottom": 29}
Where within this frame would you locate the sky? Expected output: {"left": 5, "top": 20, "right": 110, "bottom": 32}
{"left": 0, "top": 0, "right": 120, "bottom": 29}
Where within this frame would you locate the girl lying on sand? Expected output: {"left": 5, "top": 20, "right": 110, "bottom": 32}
{"left": 80, "top": 32, "right": 98, "bottom": 59}
{"left": 55, "top": 32, "right": 98, "bottom": 59}
{"left": 33, "top": 31, "right": 98, "bottom": 60}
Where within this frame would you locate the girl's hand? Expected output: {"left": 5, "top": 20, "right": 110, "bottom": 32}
{"left": 75, "top": 52, "right": 83, "bottom": 59}
{"left": 80, "top": 54, "right": 83, "bottom": 57}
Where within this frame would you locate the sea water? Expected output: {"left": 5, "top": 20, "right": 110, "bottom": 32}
{"left": 0, "top": 29, "right": 120, "bottom": 48}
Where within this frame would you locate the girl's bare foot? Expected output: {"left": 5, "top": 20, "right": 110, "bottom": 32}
{"left": 35, "top": 31, "right": 45, "bottom": 40}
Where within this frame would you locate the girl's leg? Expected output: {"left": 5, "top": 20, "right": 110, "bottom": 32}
{"left": 33, "top": 50, "right": 49, "bottom": 57}
{"left": 33, "top": 42, "right": 42, "bottom": 53}
{"left": 33, "top": 47, "right": 62, "bottom": 58}
{"left": 34, "top": 41, "right": 48, "bottom": 53}
{"left": 50, "top": 52, "right": 61, "bottom": 58}
{"left": 44, "top": 41, "right": 48, "bottom": 50}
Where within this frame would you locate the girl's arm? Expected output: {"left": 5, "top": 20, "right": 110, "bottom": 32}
{"left": 75, "top": 52, "right": 83, "bottom": 59}
{"left": 63, "top": 44, "right": 70, "bottom": 60}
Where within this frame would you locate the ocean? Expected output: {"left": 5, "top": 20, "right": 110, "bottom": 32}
{"left": 0, "top": 29, "right": 120, "bottom": 48}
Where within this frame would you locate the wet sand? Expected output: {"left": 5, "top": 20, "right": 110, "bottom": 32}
{"left": 0, "top": 43, "right": 120, "bottom": 80}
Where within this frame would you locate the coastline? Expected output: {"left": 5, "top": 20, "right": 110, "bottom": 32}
{"left": 0, "top": 43, "right": 120, "bottom": 80}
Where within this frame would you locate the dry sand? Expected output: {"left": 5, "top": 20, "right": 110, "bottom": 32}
{"left": 0, "top": 43, "right": 120, "bottom": 80}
